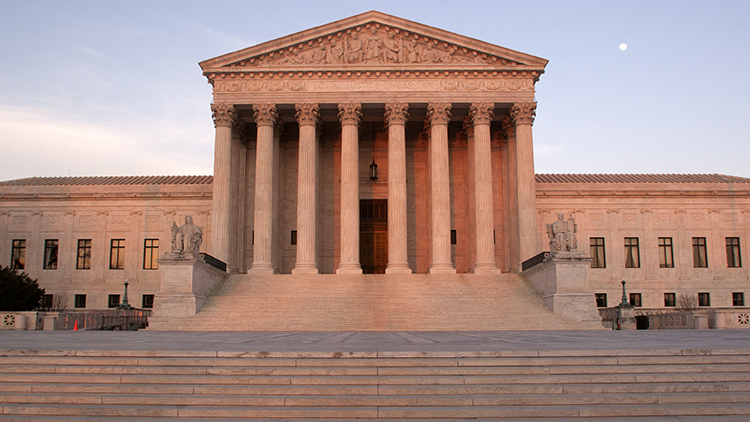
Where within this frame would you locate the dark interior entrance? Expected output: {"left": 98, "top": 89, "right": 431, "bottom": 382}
{"left": 360, "top": 199, "right": 388, "bottom": 274}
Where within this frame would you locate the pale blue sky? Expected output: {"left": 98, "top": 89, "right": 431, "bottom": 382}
{"left": 1, "top": 1, "right": 748, "bottom": 180}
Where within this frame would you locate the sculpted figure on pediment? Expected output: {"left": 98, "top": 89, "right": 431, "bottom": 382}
{"left": 346, "top": 33, "right": 364, "bottom": 63}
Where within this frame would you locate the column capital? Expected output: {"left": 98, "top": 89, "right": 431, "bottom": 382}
{"left": 337, "top": 102, "right": 362, "bottom": 126}
{"left": 427, "top": 102, "right": 452, "bottom": 125}
{"left": 295, "top": 103, "right": 320, "bottom": 126}
{"left": 211, "top": 103, "right": 236, "bottom": 128}
{"left": 384, "top": 102, "right": 409, "bottom": 127}
{"left": 501, "top": 116, "right": 515, "bottom": 141}
{"left": 252, "top": 103, "right": 278, "bottom": 127}
{"left": 510, "top": 102, "right": 537, "bottom": 126}
{"left": 469, "top": 102, "right": 495, "bottom": 125}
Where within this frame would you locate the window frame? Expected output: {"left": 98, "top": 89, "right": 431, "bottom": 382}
{"left": 595, "top": 293, "right": 607, "bottom": 308}
{"left": 658, "top": 237, "right": 674, "bottom": 268}
{"left": 726, "top": 237, "right": 742, "bottom": 268}
{"left": 43, "top": 239, "right": 59, "bottom": 270}
{"left": 11, "top": 239, "right": 26, "bottom": 270}
{"left": 109, "top": 239, "right": 125, "bottom": 270}
{"left": 108, "top": 294, "right": 121, "bottom": 309}
{"left": 624, "top": 237, "right": 640, "bottom": 268}
{"left": 692, "top": 237, "right": 708, "bottom": 268}
{"left": 664, "top": 293, "right": 676, "bottom": 307}
{"left": 143, "top": 239, "right": 159, "bottom": 270}
{"left": 733, "top": 292, "right": 745, "bottom": 307}
{"left": 590, "top": 237, "right": 606, "bottom": 268}
{"left": 142, "top": 294, "right": 155, "bottom": 309}
{"left": 629, "top": 293, "right": 642, "bottom": 307}
{"left": 74, "top": 294, "right": 86, "bottom": 308}
{"left": 76, "top": 239, "right": 92, "bottom": 270}
{"left": 42, "top": 294, "right": 53, "bottom": 310}
{"left": 698, "top": 292, "right": 711, "bottom": 307}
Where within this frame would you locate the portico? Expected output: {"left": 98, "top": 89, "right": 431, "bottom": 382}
{"left": 201, "top": 11, "right": 546, "bottom": 275}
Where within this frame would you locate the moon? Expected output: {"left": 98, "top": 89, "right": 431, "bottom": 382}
{"left": 619, "top": 43, "right": 628, "bottom": 51}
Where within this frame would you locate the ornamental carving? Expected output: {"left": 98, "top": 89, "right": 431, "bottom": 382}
{"left": 384, "top": 103, "right": 409, "bottom": 126}
{"left": 500, "top": 116, "right": 515, "bottom": 140}
{"left": 469, "top": 102, "right": 494, "bottom": 125}
{"left": 229, "top": 26, "right": 516, "bottom": 68}
{"left": 211, "top": 103, "right": 236, "bottom": 127}
{"left": 212, "top": 78, "right": 534, "bottom": 94}
{"left": 337, "top": 103, "right": 362, "bottom": 126}
{"left": 510, "top": 102, "right": 536, "bottom": 126}
{"left": 427, "top": 102, "right": 451, "bottom": 125}
{"left": 295, "top": 103, "right": 320, "bottom": 126}
{"left": 252, "top": 104, "right": 278, "bottom": 127}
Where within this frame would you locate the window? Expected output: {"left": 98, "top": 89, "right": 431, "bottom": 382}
{"left": 726, "top": 237, "right": 742, "bottom": 268}
{"left": 108, "top": 294, "right": 120, "bottom": 308}
{"left": 291, "top": 230, "right": 297, "bottom": 246}
{"left": 142, "top": 294, "right": 155, "bottom": 309}
{"left": 77, "top": 239, "right": 92, "bottom": 269}
{"left": 11, "top": 239, "right": 26, "bottom": 270}
{"left": 733, "top": 292, "right": 745, "bottom": 307}
{"left": 658, "top": 237, "right": 674, "bottom": 268}
{"left": 664, "top": 293, "right": 676, "bottom": 307}
{"left": 451, "top": 230, "right": 457, "bottom": 245}
{"left": 43, "top": 239, "right": 58, "bottom": 270}
{"left": 590, "top": 238, "right": 606, "bottom": 268}
{"left": 42, "top": 294, "right": 53, "bottom": 310}
{"left": 74, "top": 294, "right": 86, "bottom": 308}
{"left": 629, "top": 293, "right": 642, "bottom": 307}
{"left": 692, "top": 237, "right": 708, "bottom": 268}
{"left": 110, "top": 239, "right": 125, "bottom": 269}
{"left": 698, "top": 292, "right": 711, "bottom": 307}
{"left": 143, "top": 239, "right": 159, "bottom": 270}
{"left": 624, "top": 237, "right": 640, "bottom": 268}
{"left": 595, "top": 293, "right": 607, "bottom": 308}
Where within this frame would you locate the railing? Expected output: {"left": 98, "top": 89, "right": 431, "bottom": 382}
{"left": 200, "top": 252, "right": 227, "bottom": 272}
{"left": 56, "top": 309, "right": 150, "bottom": 331}
{"left": 521, "top": 251, "right": 549, "bottom": 271}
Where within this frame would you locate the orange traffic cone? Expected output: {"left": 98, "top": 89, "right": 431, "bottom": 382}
{"left": 73, "top": 320, "right": 78, "bottom": 331}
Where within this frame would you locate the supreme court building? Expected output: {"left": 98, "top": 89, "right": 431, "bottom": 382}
{"left": 2, "top": 12, "right": 750, "bottom": 325}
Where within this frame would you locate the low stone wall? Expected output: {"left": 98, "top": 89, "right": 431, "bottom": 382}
{"left": 599, "top": 308, "right": 750, "bottom": 329}
{"left": 0, "top": 312, "right": 40, "bottom": 330}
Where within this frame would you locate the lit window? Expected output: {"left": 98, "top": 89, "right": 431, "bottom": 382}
{"left": 629, "top": 293, "right": 642, "bottom": 307}
{"left": 733, "top": 292, "right": 745, "bottom": 307}
{"left": 624, "top": 237, "right": 640, "bottom": 268}
{"left": 590, "top": 238, "right": 606, "bottom": 268}
{"left": 108, "top": 294, "right": 120, "bottom": 308}
{"left": 664, "top": 293, "right": 676, "bottom": 307}
{"left": 143, "top": 239, "right": 159, "bottom": 270}
{"left": 692, "top": 237, "right": 708, "bottom": 268}
{"left": 74, "top": 294, "right": 86, "bottom": 308}
{"left": 726, "top": 237, "right": 742, "bottom": 268}
{"left": 698, "top": 292, "right": 710, "bottom": 307}
{"left": 11, "top": 239, "right": 26, "bottom": 270}
{"left": 44, "top": 239, "right": 58, "bottom": 270}
{"left": 77, "top": 240, "right": 92, "bottom": 270}
{"left": 110, "top": 239, "right": 125, "bottom": 270}
{"left": 595, "top": 293, "right": 607, "bottom": 308}
{"left": 142, "top": 294, "right": 155, "bottom": 309}
{"left": 658, "top": 237, "right": 674, "bottom": 268}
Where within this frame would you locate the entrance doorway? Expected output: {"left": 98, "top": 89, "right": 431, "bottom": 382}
{"left": 360, "top": 199, "right": 388, "bottom": 274}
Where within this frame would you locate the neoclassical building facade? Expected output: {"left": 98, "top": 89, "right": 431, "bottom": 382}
{"left": 1, "top": 12, "right": 749, "bottom": 315}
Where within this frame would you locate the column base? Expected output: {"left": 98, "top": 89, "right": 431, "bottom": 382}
{"left": 226, "top": 265, "right": 243, "bottom": 275}
{"left": 336, "top": 263, "right": 362, "bottom": 274}
{"left": 472, "top": 262, "right": 500, "bottom": 274}
{"left": 428, "top": 263, "right": 456, "bottom": 274}
{"left": 292, "top": 263, "right": 319, "bottom": 274}
{"left": 385, "top": 263, "right": 412, "bottom": 274}
{"left": 249, "top": 262, "right": 274, "bottom": 275}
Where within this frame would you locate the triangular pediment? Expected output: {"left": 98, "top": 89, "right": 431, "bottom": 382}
{"left": 200, "top": 11, "right": 548, "bottom": 74}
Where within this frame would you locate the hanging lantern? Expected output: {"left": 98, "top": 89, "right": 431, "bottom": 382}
{"left": 369, "top": 159, "right": 378, "bottom": 181}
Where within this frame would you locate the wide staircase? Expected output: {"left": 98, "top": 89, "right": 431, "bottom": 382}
{"left": 2, "top": 348, "right": 750, "bottom": 420}
{"left": 150, "top": 273, "right": 601, "bottom": 331}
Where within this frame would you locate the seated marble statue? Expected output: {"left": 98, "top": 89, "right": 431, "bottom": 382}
{"left": 171, "top": 216, "right": 203, "bottom": 258}
{"left": 546, "top": 213, "right": 578, "bottom": 253}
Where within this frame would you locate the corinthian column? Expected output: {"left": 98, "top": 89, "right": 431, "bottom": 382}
{"left": 511, "top": 102, "right": 540, "bottom": 266}
{"left": 250, "top": 104, "right": 277, "bottom": 274}
{"left": 427, "top": 102, "right": 456, "bottom": 274}
{"left": 385, "top": 102, "right": 411, "bottom": 274}
{"left": 337, "top": 102, "right": 363, "bottom": 274}
{"left": 292, "top": 103, "right": 320, "bottom": 274}
{"left": 210, "top": 103, "right": 236, "bottom": 265}
{"left": 469, "top": 102, "right": 499, "bottom": 273}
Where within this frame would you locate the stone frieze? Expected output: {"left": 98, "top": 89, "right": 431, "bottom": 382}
{"left": 212, "top": 78, "right": 534, "bottom": 94}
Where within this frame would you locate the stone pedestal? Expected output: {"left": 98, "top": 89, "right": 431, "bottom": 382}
{"left": 521, "top": 251, "right": 601, "bottom": 323}
{"left": 151, "top": 253, "right": 228, "bottom": 320}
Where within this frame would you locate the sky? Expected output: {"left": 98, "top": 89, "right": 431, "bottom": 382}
{"left": 1, "top": 0, "right": 748, "bottom": 181}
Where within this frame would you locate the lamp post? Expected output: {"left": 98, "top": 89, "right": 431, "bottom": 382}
{"left": 118, "top": 280, "right": 133, "bottom": 310}
{"left": 619, "top": 279, "right": 631, "bottom": 308}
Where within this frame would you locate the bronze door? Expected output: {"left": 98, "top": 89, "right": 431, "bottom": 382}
{"left": 360, "top": 199, "right": 388, "bottom": 274}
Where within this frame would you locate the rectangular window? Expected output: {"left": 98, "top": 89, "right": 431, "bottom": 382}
{"left": 590, "top": 238, "right": 606, "bottom": 268}
{"left": 43, "top": 239, "right": 58, "bottom": 270}
{"left": 142, "top": 294, "right": 155, "bottom": 309}
{"left": 733, "top": 292, "right": 745, "bottom": 307}
{"left": 451, "top": 230, "right": 457, "bottom": 245}
{"left": 595, "top": 293, "right": 607, "bottom": 308}
{"left": 624, "top": 237, "right": 640, "bottom": 268}
{"left": 658, "top": 237, "right": 674, "bottom": 268}
{"left": 11, "top": 239, "right": 26, "bottom": 270}
{"left": 726, "top": 237, "right": 742, "bottom": 268}
{"left": 692, "top": 237, "right": 708, "bottom": 268}
{"left": 629, "top": 293, "right": 642, "bottom": 307}
{"left": 143, "top": 239, "right": 159, "bottom": 270}
{"left": 109, "top": 239, "right": 125, "bottom": 269}
{"left": 698, "top": 292, "right": 711, "bottom": 307}
{"left": 291, "top": 230, "right": 297, "bottom": 246}
{"left": 664, "top": 293, "right": 676, "bottom": 307}
{"left": 76, "top": 239, "right": 92, "bottom": 269}
{"left": 108, "top": 294, "right": 120, "bottom": 308}
{"left": 74, "top": 294, "right": 86, "bottom": 308}
{"left": 42, "top": 294, "right": 53, "bottom": 310}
